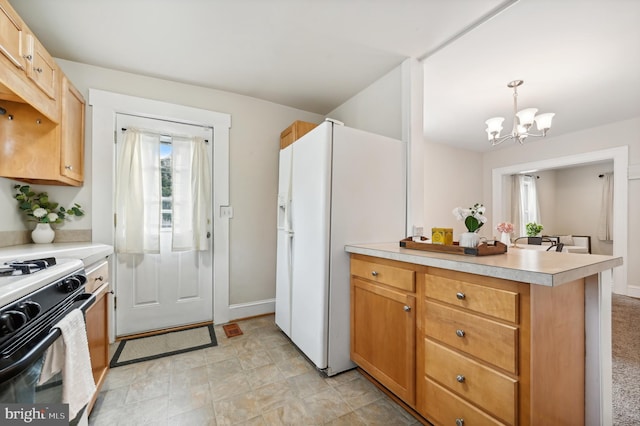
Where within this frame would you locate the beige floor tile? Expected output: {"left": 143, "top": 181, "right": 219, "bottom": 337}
{"left": 238, "top": 349, "right": 274, "bottom": 370}
{"left": 207, "top": 358, "right": 244, "bottom": 380}
{"left": 300, "top": 387, "right": 351, "bottom": 423}
{"left": 170, "top": 349, "right": 208, "bottom": 373}
{"left": 252, "top": 380, "right": 297, "bottom": 413}
{"left": 167, "top": 382, "right": 212, "bottom": 418}
{"left": 351, "top": 398, "right": 419, "bottom": 425}
{"left": 245, "top": 364, "right": 285, "bottom": 389}
{"left": 286, "top": 371, "right": 332, "bottom": 399}
{"left": 209, "top": 371, "right": 252, "bottom": 401}
{"left": 333, "top": 375, "right": 384, "bottom": 410}
{"left": 202, "top": 344, "right": 239, "bottom": 364}
{"left": 168, "top": 404, "right": 217, "bottom": 426}
{"left": 275, "top": 355, "right": 315, "bottom": 379}
{"left": 213, "top": 391, "right": 262, "bottom": 425}
{"left": 170, "top": 365, "right": 210, "bottom": 394}
{"left": 125, "top": 373, "right": 171, "bottom": 404}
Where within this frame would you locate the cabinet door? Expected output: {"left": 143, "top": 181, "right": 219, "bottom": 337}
{"left": 60, "top": 76, "right": 84, "bottom": 183}
{"left": 0, "top": 2, "right": 26, "bottom": 70}
{"left": 85, "top": 283, "right": 109, "bottom": 413}
{"left": 351, "top": 277, "right": 416, "bottom": 404}
{"left": 24, "top": 33, "right": 57, "bottom": 99}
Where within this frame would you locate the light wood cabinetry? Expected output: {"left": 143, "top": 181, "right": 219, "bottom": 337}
{"left": 0, "top": 0, "right": 58, "bottom": 121}
{"left": 350, "top": 254, "right": 586, "bottom": 426}
{"left": 280, "top": 120, "right": 318, "bottom": 149}
{"left": 24, "top": 32, "right": 57, "bottom": 100}
{"left": 350, "top": 256, "right": 416, "bottom": 404}
{"left": 0, "top": 0, "right": 85, "bottom": 185}
{"left": 84, "top": 259, "right": 110, "bottom": 414}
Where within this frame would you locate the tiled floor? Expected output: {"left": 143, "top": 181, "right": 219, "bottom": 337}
{"left": 89, "top": 315, "right": 420, "bottom": 425}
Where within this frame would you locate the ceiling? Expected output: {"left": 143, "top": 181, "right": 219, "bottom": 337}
{"left": 11, "top": 0, "right": 640, "bottom": 153}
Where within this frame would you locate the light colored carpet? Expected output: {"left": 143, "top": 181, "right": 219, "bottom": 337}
{"left": 110, "top": 324, "right": 217, "bottom": 367}
{"left": 612, "top": 294, "right": 640, "bottom": 425}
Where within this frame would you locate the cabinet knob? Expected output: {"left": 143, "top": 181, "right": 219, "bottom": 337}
{"left": 456, "top": 292, "right": 466, "bottom": 300}
{"left": 371, "top": 271, "right": 378, "bottom": 277}
{"left": 403, "top": 305, "right": 411, "bottom": 312}
{"left": 456, "top": 419, "right": 465, "bottom": 426}
{"left": 23, "top": 54, "right": 33, "bottom": 61}
{"left": 456, "top": 329, "right": 466, "bottom": 338}
{"left": 65, "top": 165, "right": 73, "bottom": 170}
{"left": 95, "top": 275, "right": 104, "bottom": 282}
{"left": 456, "top": 374, "right": 465, "bottom": 383}
{"left": 34, "top": 67, "right": 43, "bottom": 73}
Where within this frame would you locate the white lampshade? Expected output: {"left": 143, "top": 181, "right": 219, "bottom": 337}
{"left": 534, "top": 112, "right": 555, "bottom": 130}
{"left": 485, "top": 117, "right": 505, "bottom": 135}
{"left": 517, "top": 124, "right": 528, "bottom": 135}
{"left": 516, "top": 108, "right": 538, "bottom": 127}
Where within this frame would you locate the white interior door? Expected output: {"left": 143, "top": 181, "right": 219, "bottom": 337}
{"left": 114, "top": 113, "right": 214, "bottom": 336}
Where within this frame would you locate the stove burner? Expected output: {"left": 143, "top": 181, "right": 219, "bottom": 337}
{"left": 1, "top": 257, "right": 57, "bottom": 276}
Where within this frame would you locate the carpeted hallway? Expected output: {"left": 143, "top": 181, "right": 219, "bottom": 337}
{"left": 612, "top": 294, "right": 640, "bottom": 425}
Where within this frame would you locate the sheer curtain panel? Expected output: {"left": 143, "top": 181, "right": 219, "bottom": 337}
{"left": 598, "top": 172, "right": 614, "bottom": 241}
{"left": 115, "top": 129, "right": 162, "bottom": 253}
{"left": 171, "top": 136, "right": 211, "bottom": 251}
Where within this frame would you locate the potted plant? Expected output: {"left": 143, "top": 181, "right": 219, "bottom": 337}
{"left": 452, "top": 203, "right": 486, "bottom": 248}
{"left": 526, "top": 222, "right": 544, "bottom": 237}
{"left": 14, "top": 185, "right": 85, "bottom": 243}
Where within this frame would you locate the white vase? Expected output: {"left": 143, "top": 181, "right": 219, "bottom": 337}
{"left": 500, "top": 232, "right": 511, "bottom": 246}
{"left": 459, "top": 232, "right": 480, "bottom": 248}
{"left": 31, "top": 223, "right": 55, "bottom": 244}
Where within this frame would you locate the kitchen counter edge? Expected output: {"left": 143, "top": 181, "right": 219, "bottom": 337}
{"left": 345, "top": 242, "right": 623, "bottom": 287}
{"left": 0, "top": 242, "right": 114, "bottom": 267}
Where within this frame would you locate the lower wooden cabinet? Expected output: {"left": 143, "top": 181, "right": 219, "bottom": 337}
{"left": 350, "top": 254, "right": 586, "bottom": 426}
{"left": 351, "top": 276, "right": 416, "bottom": 404}
{"left": 84, "top": 259, "right": 110, "bottom": 413}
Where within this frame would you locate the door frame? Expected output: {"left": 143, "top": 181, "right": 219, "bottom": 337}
{"left": 89, "top": 89, "right": 232, "bottom": 338}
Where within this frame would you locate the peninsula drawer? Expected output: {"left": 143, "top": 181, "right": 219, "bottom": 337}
{"left": 425, "top": 275, "right": 519, "bottom": 323}
{"left": 85, "top": 260, "right": 109, "bottom": 294}
{"left": 424, "top": 378, "right": 507, "bottom": 426}
{"left": 425, "top": 339, "right": 517, "bottom": 424}
{"left": 424, "top": 301, "right": 518, "bottom": 374}
{"left": 351, "top": 258, "right": 415, "bottom": 292}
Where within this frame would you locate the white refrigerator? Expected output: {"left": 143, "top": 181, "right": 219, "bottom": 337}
{"left": 275, "top": 119, "right": 406, "bottom": 376}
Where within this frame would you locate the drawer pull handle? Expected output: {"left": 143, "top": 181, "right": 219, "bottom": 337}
{"left": 34, "top": 67, "right": 43, "bottom": 73}
{"left": 371, "top": 271, "right": 378, "bottom": 277}
{"left": 456, "top": 419, "right": 465, "bottom": 426}
{"left": 65, "top": 165, "right": 73, "bottom": 170}
{"left": 24, "top": 54, "right": 33, "bottom": 61}
{"left": 456, "top": 292, "right": 466, "bottom": 300}
{"left": 456, "top": 374, "right": 465, "bottom": 383}
{"left": 95, "top": 275, "right": 104, "bottom": 282}
{"left": 403, "top": 305, "right": 411, "bottom": 312}
{"left": 456, "top": 329, "right": 466, "bottom": 338}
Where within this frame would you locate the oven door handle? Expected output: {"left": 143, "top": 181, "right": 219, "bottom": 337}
{"left": 0, "top": 292, "right": 96, "bottom": 383}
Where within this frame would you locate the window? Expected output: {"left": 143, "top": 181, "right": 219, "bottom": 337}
{"left": 160, "top": 140, "right": 172, "bottom": 228}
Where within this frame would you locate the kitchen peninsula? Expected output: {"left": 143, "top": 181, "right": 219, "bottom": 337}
{"left": 346, "top": 242, "right": 622, "bottom": 426}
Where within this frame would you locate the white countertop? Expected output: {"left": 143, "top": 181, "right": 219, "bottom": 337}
{"left": 345, "top": 242, "right": 623, "bottom": 286}
{"left": 0, "top": 242, "right": 114, "bottom": 267}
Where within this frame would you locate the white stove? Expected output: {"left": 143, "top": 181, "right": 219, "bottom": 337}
{"left": 0, "top": 258, "right": 84, "bottom": 308}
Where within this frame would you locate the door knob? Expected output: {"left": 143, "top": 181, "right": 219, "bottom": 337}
{"left": 403, "top": 305, "right": 411, "bottom": 312}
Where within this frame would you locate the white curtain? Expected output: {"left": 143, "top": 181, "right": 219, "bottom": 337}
{"left": 511, "top": 174, "right": 540, "bottom": 237}
{"left": 598, "top": 172, "right": 614, "bottom": 241}
{"left": 171, "top": 135, "right": 211, "bottom": 251}
{"left": 115, "top": 129, "right": 161, "bottom": 253}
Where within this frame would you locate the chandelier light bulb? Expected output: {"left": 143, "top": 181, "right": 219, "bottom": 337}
{"left": 534, "top": 112, "right": 555, "bottom": 131}
{"left": 485, "top": 117, "right": 505, "bottom": 136}
{"left": 516, "top": 108, "right": 538, "bottom": 127}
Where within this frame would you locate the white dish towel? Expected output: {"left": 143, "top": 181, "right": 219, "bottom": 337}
{"left": 38, "top": 308, "right": 96, "bottom": 420}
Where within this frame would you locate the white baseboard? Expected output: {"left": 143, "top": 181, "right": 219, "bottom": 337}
{"left": 227, "top": 299, "right": 275, "bottom": 322}
{"left": 626, "top": 285, "right": 640, "bottom": 298}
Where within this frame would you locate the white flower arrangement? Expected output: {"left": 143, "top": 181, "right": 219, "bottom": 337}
{"left": 452, "top": 203, "right": 487, "bottom": 233}
{"left": 14, "top": 185, "right": 84, "bottom": 225}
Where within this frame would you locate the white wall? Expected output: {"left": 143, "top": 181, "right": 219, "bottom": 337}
{"left": 423, "top": 141, "right": 484, "bottom": 239}
{"left": 555, "top": 163, "right": 614, "bottom": 255}
{"left": 326, "top": 66, "right": 402, "bottom": 140}
{"left": 1, "top": 59, "right": 324, "bottom": 307}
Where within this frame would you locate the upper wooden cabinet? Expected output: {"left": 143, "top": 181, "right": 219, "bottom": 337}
{"left": 0, "top": 0, "right": 84, "bottom": 186}
{"left": 24, "top": 33, "right": 57, "bottom": 100}
{"left": 280, "top": 120, "right": 317, "bottom": 149}
{"left": 60, "top": 75, "right": 85, "bottom": 183}
{"left": 0, "top": 0, "right": 58, "bottom": 121}
{"left": 0, "top": 2, "right": 26, "bottom": 70}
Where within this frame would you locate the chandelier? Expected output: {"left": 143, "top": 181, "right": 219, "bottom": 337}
{"left": 485, "top": 80, "right": 555, "bottom": 146}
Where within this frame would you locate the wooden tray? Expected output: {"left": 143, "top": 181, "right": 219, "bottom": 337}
{"left": 399, "top": 237, "right": 507, "bottom": 256}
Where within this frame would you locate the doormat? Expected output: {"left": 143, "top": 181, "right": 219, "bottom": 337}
{"left": 222, "top": 323, "right": 243, "bottom": 338}
{"left": 110, "top": 324, "right": 217, "bottom": 368}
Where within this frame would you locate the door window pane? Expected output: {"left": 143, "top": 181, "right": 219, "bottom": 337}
{"left": 161, "top": 142, "right": 172, "bottom": 228}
